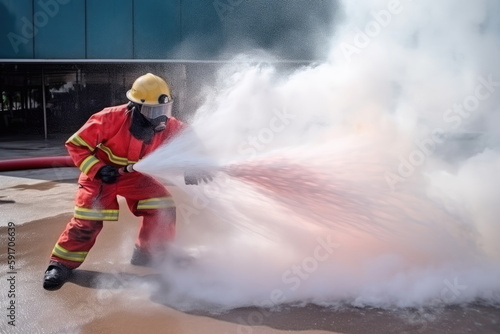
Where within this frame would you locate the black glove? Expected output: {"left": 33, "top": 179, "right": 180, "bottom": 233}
{"left": 97, "top": 165, "right": 120, "bottom": 184}
{"left": 184, "top": 169, "right": 214, "bottom": 185}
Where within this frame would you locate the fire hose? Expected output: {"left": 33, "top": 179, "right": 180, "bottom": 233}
{"left": 0, "top": 156, "right": 75, "bottom": 171}
{"left": 0, "top": 156, "right": 135, "bottom": 174}
{"left": 0, "top": 158, "right": 182, "bottom": 186}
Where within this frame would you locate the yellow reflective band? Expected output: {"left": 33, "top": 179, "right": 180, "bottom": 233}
{"left": 67, "top": 133, "right": 94, "bottom": 151}
{"left": 137, "top": 197, "right": 176, "bottom": 210}
{"left": 80, "top": 155, "right": 100, "bottom": 174}
{"left": 97, "top": 144, "right": 138, "bottom": 166}
{"left": 52, "top": 244, "right": 88, "bottom": 262}
{"left": 74, "top": 206, "right": 119, "bottom": 221}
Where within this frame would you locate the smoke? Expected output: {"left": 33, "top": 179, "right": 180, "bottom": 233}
{"left": 134, "top": 0, "right": 500, "bottom": 311}
{"left": 171, "top": 1, "right": 338, "bottom": 61}
{"left": 220, "top": 0, "right": 338, "bottom": 60}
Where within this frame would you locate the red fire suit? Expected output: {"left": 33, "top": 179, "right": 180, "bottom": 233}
{"left": 50, "top": 104, "right": 185, "bottom": 268}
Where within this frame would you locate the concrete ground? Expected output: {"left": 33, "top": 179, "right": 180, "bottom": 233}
{"left": 0, "top": 135, "right": 79, "bottom": 226}
{"left": 0, "top": 136, "right": 499, "bottom": 334}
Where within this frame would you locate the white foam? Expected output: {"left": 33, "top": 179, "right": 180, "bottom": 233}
{"left": 134, "top": 0, "right": 500, "bottom": 311}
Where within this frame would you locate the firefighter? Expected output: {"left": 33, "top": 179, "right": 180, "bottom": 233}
{"left": 43, "top": 73, "right": 209, "bottom": 290}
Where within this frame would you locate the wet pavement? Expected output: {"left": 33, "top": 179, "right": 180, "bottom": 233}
{"left": 0, "top": 136, "right": 499, "bottom": 334}
{"left": 0, "top": 135, "right": 70, "bottom": 160}
{"left": 0, "top": 135, "right": 79, "bottom": 226}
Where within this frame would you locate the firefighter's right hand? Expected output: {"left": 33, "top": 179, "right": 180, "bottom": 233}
{"left": 97, "top": 165, "right": 120, "bottom": 184}
{"left": 184, "top": 169, "right": 214, "bottom": 185}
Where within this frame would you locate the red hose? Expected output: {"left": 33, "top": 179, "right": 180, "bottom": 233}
{"left": 0, "top": 156, "right": 75, "bottom": 171}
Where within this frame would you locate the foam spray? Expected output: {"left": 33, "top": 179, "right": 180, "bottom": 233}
{"left": 134, "top": 0, "right": 500, "bottom": 311}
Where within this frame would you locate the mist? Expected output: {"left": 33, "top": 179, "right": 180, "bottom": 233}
{"left": 134, "top": 0, "right": 500, "bottom": 311}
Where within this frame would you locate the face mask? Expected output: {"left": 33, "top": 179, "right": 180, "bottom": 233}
{"left": 129, "top": 106, "right": 168, "bottom": 143}
{"left": 140, "top": 101, "right": 173, "bottom": 119}
{"left": 150, "top": 115, "right": 168, "bottom": 132}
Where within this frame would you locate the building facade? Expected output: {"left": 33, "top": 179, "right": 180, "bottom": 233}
{"left": 0, "top": 0, "right": 337, "bottom": 138}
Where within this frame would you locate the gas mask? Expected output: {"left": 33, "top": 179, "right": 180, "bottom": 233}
{"left": 126, "top": 73, "right": 174, "bottom": 141}
{"left": 128, "top": 101, "right": 173, "bottom": 143}
{"left": 139, "top": 100, "right": 173, "bottom": 132}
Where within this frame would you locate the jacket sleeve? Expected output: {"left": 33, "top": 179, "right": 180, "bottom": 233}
{"left": 168, "top": 117, "right": 187, "bottom": 137}
{"left": 65, "top": 111, "right": 110, "bottom": 180}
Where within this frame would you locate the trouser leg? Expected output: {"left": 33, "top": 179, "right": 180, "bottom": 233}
{"left": 49, "top": 174, "right": 119, "bottom": 268}
{"left": 120, "top": 173, "right": 176, "bottom": 255}
{"left": 50, "top": 218, "right": 104, "bottom": 269}
{"left": 126, "top": 196, "right": 176, "bottom": 254}
{"left": 136, "top": 207, "right": 176, "bottom": 253}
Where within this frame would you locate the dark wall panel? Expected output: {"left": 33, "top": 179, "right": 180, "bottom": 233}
{"left": 222, "top": 0, "right": 337, "bottom": 60}
{"left": 180, "top": 0, "right": 224, "bottom": 59}
{"left": 133, "top": 0, "right": 181, "bottom": 59}
{"left": 87, "top": 0, "right": 133, "bottom": 59}
{"left": 0, "top": 0, "right": 34, "bottom": 58}
{"left": 0, "top": 0, "right": 337, "bottom": 60}
{"left": 34, "top": 0, "right": 85, "bottom": 58}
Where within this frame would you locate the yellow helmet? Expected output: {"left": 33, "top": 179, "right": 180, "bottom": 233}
{"left": 126, "top": 73, "right": 172, "bottom": 106}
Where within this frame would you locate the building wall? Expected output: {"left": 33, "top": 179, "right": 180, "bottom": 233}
{"left": 0, "top": 0, "right": 337, "bottom": 60}
{"left": 0, "top": 1, "right": 337, "bottom": 138}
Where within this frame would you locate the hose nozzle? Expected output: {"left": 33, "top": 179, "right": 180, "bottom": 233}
{"left": 118, "top": 164, "right": 135, "bottom": 175}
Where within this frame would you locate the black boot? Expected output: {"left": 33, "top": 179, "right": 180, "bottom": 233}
{"left": 43, "top": 262, "right": 72, "bottom": 290}
{"left": 130, "top": 246, "right": 153, "bottom": 267}
{"left": 131, "top": 245, "right": 197, "bottom": 268}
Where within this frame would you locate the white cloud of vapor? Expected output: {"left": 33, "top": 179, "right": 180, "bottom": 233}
{"left": 134, "top": 0, "right": 500, "bottom": 311}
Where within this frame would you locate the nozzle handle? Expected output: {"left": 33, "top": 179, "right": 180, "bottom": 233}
{"left": 118, "top": 164, "right": 135, "bottom": 175}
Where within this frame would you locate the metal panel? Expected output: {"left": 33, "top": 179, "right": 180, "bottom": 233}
{"left": 180, "top": 0, "right": 224, "bottom": 59}
{"left": 0, "top": 0, "right": 33, "bottom": 58}
{"left": 133, "top": 0, "right": 181, "bottom": 59}
{"left": 0, "top": 0, "right": 335, "bottom": 60}
{"left": 86, "top": 0, "right": 133, "bottom": 59}
{"left": 220, "top": 0, "right": 337, "bottom": 60}
{"left": 34, "top": 0, "right": 85, "bottom": 58}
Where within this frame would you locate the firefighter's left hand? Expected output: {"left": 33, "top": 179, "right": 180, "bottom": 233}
{"left": 97, "top": 165, "right": 120, "bottom": 184}
{"left": 184, "top": 169, "right": 214, "bottom": 185}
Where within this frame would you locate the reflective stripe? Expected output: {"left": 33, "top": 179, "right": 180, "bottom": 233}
{"left": 67, "top": 133, "right": 94, "bottom": 151}
{"left": 80, "top": 155, "right": 100, "bottom": 174}
{"left": 137, "top": 197, "right": 176, "bottom": 210}
{"left": 98, "top": 144, "right": 138, "bottom": 166}
{"left": 52, "top": 244, "right": 88, "bottom": 262}
{"left": 74, "top": 206, "right": 119, "bottom": 221}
